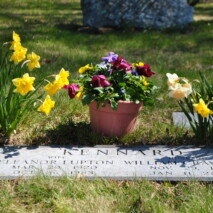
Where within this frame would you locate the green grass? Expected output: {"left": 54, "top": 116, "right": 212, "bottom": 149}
{"left": 0, "top": 176, "right": 212, "bottom": 213}
{"left": 0, "top": 1, "right": 213, "bottom": 212}
{"left": 0, "top": 0, "right": 212, "bottom": 146}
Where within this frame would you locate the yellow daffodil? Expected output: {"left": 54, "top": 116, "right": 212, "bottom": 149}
{"left": 55, "top": 68, "right": 69, "bottom": 87}
{"left": 27, "top": 52, "right": 40, "bottom": 71}
{"left": 14, "top": 44, "right": 26, "bottom": 51}
{"left": 75, "top": 86, "right": 84, "bottom": 100}
{"left": 44, "top": 81, "right": 61, "bottom": 95}
{"left": 44, "top": 68, "right": 69, "bottom": 95}
{"left": 10, "top": 31, "right": 21, "bottom": 50}
{"left": 193, "top": 99, "right": 213, "bottom": 118}
{"left": 37, "top": 95, "right": 55, "bottom": 116}
{"left": 78, "top": 64, "right": 93, "bottom": 74}
{"left": 12, "top": 31, "right": 20, "bottom": 43}
{"left": 142, "top": 76, "right": 149, "bottom": 86}
{"left": 10, "top": 47, "right": 27, "bottom": 64}
{"left": 12, "top": 73, "right": 35, "bottom": 95}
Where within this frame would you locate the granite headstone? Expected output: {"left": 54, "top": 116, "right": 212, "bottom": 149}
{"left": 0, "top": 145, "right": 213, "bottom": 181}
{"left": 81, "top": 0, "right": 194, "bottom": 29}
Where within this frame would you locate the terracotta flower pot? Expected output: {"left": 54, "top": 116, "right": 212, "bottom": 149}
{"left": 89, "top": 101, "right": 142, "bottom": 137}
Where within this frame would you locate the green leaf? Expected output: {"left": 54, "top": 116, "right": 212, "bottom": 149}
{"left": 82, "top": 94, "right": 95, "bottom": 105}
{"left": 94, "top": 87, "right": 104, "bottom": 94}
{"left": 110, "top": 101, "right": 118, "bottom": 110}
{"left": 118, "top": 83, "right": 126, "bottom": 87}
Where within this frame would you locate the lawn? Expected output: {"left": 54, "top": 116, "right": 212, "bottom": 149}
{"left": 0, "top": 177, "right": 213, "bottom": 213}
{"left": 0, "top": 0, "right": 212, "bottom": 146}
{"left": 0, "top": 1, "right": 213, "bottom": 212}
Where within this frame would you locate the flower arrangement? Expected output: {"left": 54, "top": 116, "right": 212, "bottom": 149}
{"left": 0, "top": 31, "right": 70, "bottom": 137}
{"left": 64, "top": 52, "right": 156, "bottom": 110}
{"left": 166, "top": 73, "right": 213, "bottom": 142}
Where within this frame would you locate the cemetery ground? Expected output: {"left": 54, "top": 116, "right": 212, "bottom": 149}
{"left": 0, "top": 0, "right": 213, "bottom": 212}
{"left": 0, "top": 177, "right": 212, "bottom": 212}
{"left": 0, "top": 0, "right": 212, "bottom": 146}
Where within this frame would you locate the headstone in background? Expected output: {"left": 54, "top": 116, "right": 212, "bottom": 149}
{"left": 81, "top": 0, "right": 194, "bottom": 29}
{"left": 0, "top": 145, "right": 213, "bottom": 181}
{"left": 172, "top": 112, "right": 197, "bottom": 129}
{"left": 172, "top": 112, "right": 212, "bottom": 129}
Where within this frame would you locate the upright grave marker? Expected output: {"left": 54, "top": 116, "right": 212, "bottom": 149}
{"left": 0, "top": 146, "right": 213, "bottom": 181}
{"left": 81, "top": 0, "right": 193, "bottom": 29}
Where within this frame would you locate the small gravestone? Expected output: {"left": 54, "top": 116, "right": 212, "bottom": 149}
{"left": 172, "top": 112, "right": 197, "bottom": 129}
{"left": 81, "top": 0, "right": 193, "bottom": 29}
{"left": 172, "top": 112, "right": 213, "bottom": 129}
{"left": 0, "top": 146, "right": 213, "bottom": 181}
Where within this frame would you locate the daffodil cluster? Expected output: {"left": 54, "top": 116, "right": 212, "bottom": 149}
{"left": 9, "top": 32, "right": 71, "bottom": 116}
{"left": 10, "top": 31, "right": 41, "bottom": 96}
{"left": 10, "top": 31, "right": 40, "bottom": 69}
{"left": 0, "top": 31, "right": 42, "bottom": 136}
{"left": 167, "top": 73, "right": 213, "bottom": 118}
{"left": 9, "top": 32, "right": 56, "bottom": 116}
{"left": 0, "top": 31, "right": 72, "bottom": 138}
{"left": 166, "top": 73, "right": 213, "bottom": 141}
{"left": 38, "top": 68, "right": 70, "bottom": 115}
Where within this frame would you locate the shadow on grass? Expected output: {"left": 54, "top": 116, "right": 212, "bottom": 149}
{"left": 195, "top": 4, "right": 213, "bottom": 16}
{"left": 0, "top": 0, "right": 213, "bottom": 45}
{"left": 0, "top": 0, "right": 81, "bottom": 10}
{"left": 1, "top": 118, "right": 211, "bottom": 146}
{"left": 27, "top": 119, "right": 212, "bottom": 147}
{"left": 30, "top": 119, "right": 120, "bottom": 146}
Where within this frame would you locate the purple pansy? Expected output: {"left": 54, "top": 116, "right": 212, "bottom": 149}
{"left": 101, "top": 52, "right": 118, "bottom": 63}
{"left": 96, "top": 62, "right": 109, "bottom": 69}
{"left": 91, "top": 75, "right": 110, "bottom": 87}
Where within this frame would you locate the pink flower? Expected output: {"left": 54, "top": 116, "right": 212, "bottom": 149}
{"left": 63, "top": 83, "right": 79, "bottom": 99}
{"left": 136, "top": 64, "right": 155, "bottom": 77}
{"left": 112, "top": 57, "right": 132, "bottom": 72}
{"left": 91, "top": 75, "right": 110, "bottom": 87}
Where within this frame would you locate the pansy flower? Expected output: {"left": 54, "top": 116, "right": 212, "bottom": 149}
{"left": 63, "top": 83, "right": 80, "bottom": 99}
{"left": 79, "top": 64, "right": 93, "bottom": 74}
{"left": 101, "top": 52, "right": 118, "bottom": 63}
{"left": 112, "top": 57, "right": 132, "bottom": 72}
{"left": 91, "top": 75, "right": 110, "bottom": 87}
{"left": 136, "top": 64, "right": 155, "bottom": 77}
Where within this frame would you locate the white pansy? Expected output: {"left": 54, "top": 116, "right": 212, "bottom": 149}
{"left": 96, "top": 62, "right": 109, "bottom": 69}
